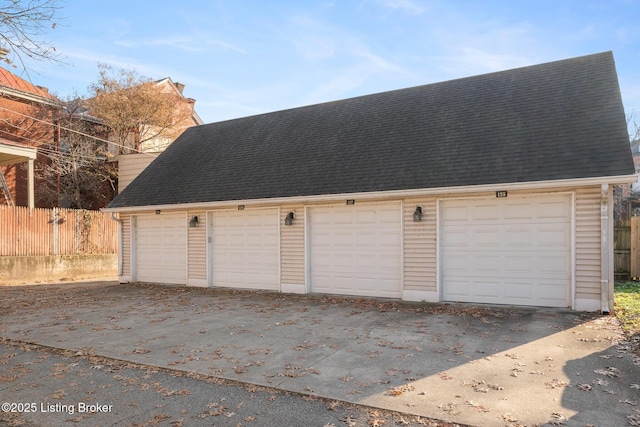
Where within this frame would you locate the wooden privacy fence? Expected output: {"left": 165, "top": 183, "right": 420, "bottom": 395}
{"left": 615, "top": 219, "right": 631, "bottom": 280}
{"left": 0, "top": 206, "right": 118, "bottom": 256}
{"left": 613, "top": 217, "right": 640, "bottom": 280}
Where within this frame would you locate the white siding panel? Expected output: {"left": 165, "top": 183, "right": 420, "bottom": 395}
{"left": 188, "top": 210, "right": 206, "bottom": 280}
{"left": 403, "top": 198, "right": 437, "bottom": 292}
{"left": 575, "top": 186, "right": 602, "bottom": 301}
{"left": 122, "top": 215, "right": 131, "bottom": 277}
{"left": 281, "top": 205, "right": 305, "bottom": 286}
{"left": 117, "top": 154, "right": 156, "bottom": 193}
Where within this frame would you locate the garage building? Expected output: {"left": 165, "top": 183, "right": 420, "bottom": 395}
{"left": 105, "top": 52, "right": 635, "bottom": 312}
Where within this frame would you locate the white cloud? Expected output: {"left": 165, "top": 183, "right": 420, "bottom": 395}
{"left": 115, "top": 36, "right": 201, "bottom": 53}
{"left": 352, "top": 47, "right": 404, "bottom": 73}
{"left": 205, "top": 39, "right": 247, "bottom": 54}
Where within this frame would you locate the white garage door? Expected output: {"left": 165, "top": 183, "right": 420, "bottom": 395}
{"left": 135, "top": 213, "right": 187, "bottom": 284}
{"left": 440, "top": 194, "right": 572, "bottom": 307}
{"left": 211, "top": 209, "right": 279, "bottom": 290}
{"left": 310, "top": 203, "right": 402, "bottom": 298}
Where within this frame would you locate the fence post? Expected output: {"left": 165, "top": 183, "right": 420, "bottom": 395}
{"left": 629, "top": 216, "right": 640, "bottom": 277}
{"left": 53, "top": 207, "right": 59, "bottom": 255}
{"left": 76, "top": 211, "right": 80, "bottom": 254}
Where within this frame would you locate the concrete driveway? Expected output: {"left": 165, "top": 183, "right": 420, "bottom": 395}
{"left": 0, "top": 281, "right": 638, "bottom": 427}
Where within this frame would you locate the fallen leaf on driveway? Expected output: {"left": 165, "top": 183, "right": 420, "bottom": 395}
{"left": 548, "top": 411, "right": 567, "bottom": 426}
{"left": 343, "top": 416, "right": 357, "bottom": 427}
{"left": 501, "top": 413, "right": 518, "bottom": 422}
{"left": 594, "top": 378, "right": 609, "bottom": 386}
{"left": 51, "top": 389, "right": 67, "bottom": 399}
{"left": 386, "top": 384, "right": 415, "bottom": 396}
{"left": 594, "top": 367, "right": 620, "bottom": 377}
{"left": 465, "top": 400, "right": 489, "bottom": 412}
{"left": 326, "top": 400, "right": 340, "bottom": 410}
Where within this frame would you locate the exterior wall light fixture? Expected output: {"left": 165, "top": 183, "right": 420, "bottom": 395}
{"left": 285, "top": 211, "right": 294, "bottom": 226}
{"left": 189, "top": 215, "right": 199, "bottom": 227}
{"left": 413, "top": 206, "right": 423, "bottom": 222}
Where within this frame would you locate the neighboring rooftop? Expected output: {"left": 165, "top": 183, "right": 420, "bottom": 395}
{"left": 108, "top": 51, "right": 635, "bottom": 209}
{"left": 0, "top": 67, "right": 53, "bottom": 100}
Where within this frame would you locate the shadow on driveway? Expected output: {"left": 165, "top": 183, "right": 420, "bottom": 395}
{"left": 1, "top": 281, "right": 638, "bottom": 427}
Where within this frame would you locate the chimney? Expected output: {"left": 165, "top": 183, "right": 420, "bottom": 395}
{"left": 175, "top": 82, "right": 185, "bottom": 94}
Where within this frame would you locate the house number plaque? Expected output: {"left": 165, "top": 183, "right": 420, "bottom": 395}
{"left": 496, "top": 191, "right": 508, "bottom": 198}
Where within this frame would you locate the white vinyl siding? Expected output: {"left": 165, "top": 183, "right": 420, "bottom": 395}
{"left": 116, "top": 184, "right": 609, "bottom": 310}
{"left": 574, "top": 186, "right": 602, "bottom": 302}
{"left": 403, "top": 198, "right": 437, "bottom": 292}
{"left": 117, "top": 154, "right": 156, "bottom": 193}
{"left": 211, "top": 208, "right": 279, "bottom": 290}
{"left": 309, "top": 202, "right": 402, "bottom": 298}
{"left": 440, "top": 194, "right": 572, "bottom": 307}
{"left": 135, "top": 213, "right": 187, "bottom": 284}
{"left": 281, "top": 205, "right": 305, "bottom": 286}
{"left": 122, "top": 215, "right": 131, "bottom": 277}
{"left": 187, "top": 210, "right": 207, "bottom": 281}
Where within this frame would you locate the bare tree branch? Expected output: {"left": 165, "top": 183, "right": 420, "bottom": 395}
{"left": 0, "top": 0, "right": 64, "bottom": 74}
{"left": 37, "top": 97, "right": 117, "bottom": 209}
{"left": 88, "top": 64, "right": 195, "bottom": 154}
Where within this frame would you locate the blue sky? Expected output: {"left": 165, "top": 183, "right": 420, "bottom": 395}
{"left": 18, "top": 0, "right": 640, "bottom": 130}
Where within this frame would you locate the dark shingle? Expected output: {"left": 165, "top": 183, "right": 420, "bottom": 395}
{"left": 108, "top": 51, "right": 634, "bottom": 208}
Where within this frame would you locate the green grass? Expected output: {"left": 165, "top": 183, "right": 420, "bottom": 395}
{"left": 614, "top": 281, "right": 640, "bottom": 352}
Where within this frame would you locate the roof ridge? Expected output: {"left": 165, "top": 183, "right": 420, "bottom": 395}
{"left": 201, "top": 51, "right": 614, "bottom": 128}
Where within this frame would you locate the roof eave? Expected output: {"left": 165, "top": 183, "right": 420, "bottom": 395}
{"left": 103, "top": 174, "right": 638, "bottom": 213}
{"left": 0, "top": 86, "right": 59, "bottom": 107}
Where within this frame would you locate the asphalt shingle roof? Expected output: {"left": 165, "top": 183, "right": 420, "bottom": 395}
{"left": 108, "top": 51, "right": 634, "bottom": 209}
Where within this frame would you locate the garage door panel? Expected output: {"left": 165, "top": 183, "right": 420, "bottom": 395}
{"left": 444, "top": 254, "right": 472, "bottom": 271}
{"left": 504, "top": 202, "right": 534, "bottom": 219}
{"left": 474, "top": 255, "right": 501, "bottom": 272}
{"left": 537, "top": 227, "right": 570, "bottom": 246}
{"left": 310, "top": 203, "right": 401, "bottom": 298}
{"left": 538, "top": 283, "right": 568, "bottom": 300}
{"left": 474, "top": 229, "right": 501, "bottom": 246}
{"left": 539, "top": 200, "right": 572, "bottom": 218}
{"left": 212, "top": 209, "right": 279, "bottom": 291}
{"left": 442, "top": 205, "right": 468, "bottom": 221}
{"left": 475, "top": 281, "right": 501, "bottom": 298}
{"left": 538, "top": 255, "right": 570, "bottom": 274}
{"left": 504, "top": 229, "right": 534, "bottom": 246}
{"left": 475, "top": 204, "right": 500, "bottom": 219}
{"left": 504, "top": 255, "right": 537, "bottom": 274}
{"left": 135, "top": 214, "right": 187, "bottom": 284}
{"left": 445, "top": 229, "right": 470, "bottom": 247}
{"left": 442, "top": 194, "right": 571, "bottom": 307}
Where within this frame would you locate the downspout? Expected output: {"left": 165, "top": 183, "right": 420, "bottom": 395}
{"left": 110, "top": 212, "right": 123, "bottom": 278}
{"left": 600, "top": 184, "right": 611, "bottom": 314}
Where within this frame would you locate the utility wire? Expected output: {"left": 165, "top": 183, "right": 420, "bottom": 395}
{"left": 0, "top": 105, "right": 158, "bottom": 157}
{"left": 0, "top": 128, "right": 111, "bottom": 163}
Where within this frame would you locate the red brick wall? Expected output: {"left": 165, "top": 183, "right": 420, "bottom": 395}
{"left": 0, "top": 96, "right": 54, "bottom": 207}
